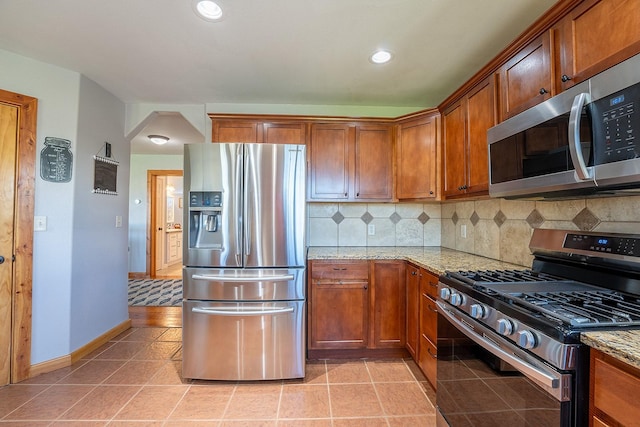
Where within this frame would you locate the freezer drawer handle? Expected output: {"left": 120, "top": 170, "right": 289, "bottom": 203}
{"left": 191, "top": 274, "right": 295, "bottom": 282}
{"left": 192, "top": 306, "right": 295, "bottom": 316}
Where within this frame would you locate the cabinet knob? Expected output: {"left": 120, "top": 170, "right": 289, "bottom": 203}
{"left": 429, "top": 191, "right": 434, "bottom": 195}
{"left": 561, "top": 74, "right": 572, "bottom": 82}
{"left": 411, "top": 271, "right": 417, "bottom": 276}
{"left": 539, "top": 88, "right": 548, "bottom": 95}
{"left": 363, "top": 285, "right": 368, "bottom": 290}
{"left": 0, "top": 256, "right": 4, "bottom": 264}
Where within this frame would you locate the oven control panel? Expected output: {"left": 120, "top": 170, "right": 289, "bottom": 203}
{"left": 564, "top": 233, "right": 640, "bottom": 257}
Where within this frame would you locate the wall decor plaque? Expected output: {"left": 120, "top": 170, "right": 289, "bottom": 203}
{"left": 93, "top": 155, "right": 119, "bottom": 195}
{"left": 40, "top": 137, "right": 73, "bottom": 183}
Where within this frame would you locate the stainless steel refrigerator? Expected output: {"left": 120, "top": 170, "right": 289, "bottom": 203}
{"left": 182, "top": 143, "right": 306, "bottom": 381}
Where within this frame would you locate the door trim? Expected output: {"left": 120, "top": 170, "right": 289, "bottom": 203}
{"left": 0, "top": 89, "right": 37, "bottom": 383}
{"left": 146, "top": 170, "right": 182, "bottom": 277}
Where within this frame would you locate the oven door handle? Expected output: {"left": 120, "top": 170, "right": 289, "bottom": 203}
{"left": 437, "top": 301, "right": 567, "bottom": 400}
{"left": 192, "top": 306, "right": 294, "bottom": 316}
{"left": 191, "top": 274, "right": 295, "bottom": 282}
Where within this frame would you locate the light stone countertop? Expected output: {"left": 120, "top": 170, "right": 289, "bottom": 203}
{"left": 307, "top": 246, "right": 526, "bottom": 277}
{"left": 308, "top": 246, "right": 640, "bottom": 371}
{"left": 581, "top": 330, "right": 640, "bottom": 371}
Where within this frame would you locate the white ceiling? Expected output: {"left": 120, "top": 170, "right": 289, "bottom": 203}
{"left": 0, "top": 0, "right": 558, "bottom": 153}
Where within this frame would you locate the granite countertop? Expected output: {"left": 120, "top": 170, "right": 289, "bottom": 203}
{"left": 581, "top": 330, "right": 640, "bottom": 370}
{"left": 307, "top": 246, "right": 525, "bottom": 277}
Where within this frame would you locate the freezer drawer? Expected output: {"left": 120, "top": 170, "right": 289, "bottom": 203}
{"left": 182, "top": 300, "right": 305, "bottom": 380}
{"left": 183, "top": 267, "right": 305, "bottom": 301}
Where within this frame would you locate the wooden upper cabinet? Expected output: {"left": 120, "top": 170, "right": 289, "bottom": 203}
{"left": 354, "top": 125, "right": 393, "bottom": 200}
{"left": 499, "top": 31, "right": 553, "bottom": 121}
{"left": 442, "top": 75, "right": 496, "bottom": 198}
{"left": 309, "top": 123, "right": 351, "bottom": 200}
{"left": 309, "top": 122, "right": 393, "bottom": 201}
{"left": 557, "top": 0, "right": 640, "bottom": 91}
{"left": 262, "top": 122, "right": 307, "bottom": 144}
{"left": 396, "top": 113, "right": 439, "bottom": 200}
{"left": 211, "top": 118, "right": 306, "bottom": 144}
{"left": 213, "top": 120, "right": 260, "bottom": 142}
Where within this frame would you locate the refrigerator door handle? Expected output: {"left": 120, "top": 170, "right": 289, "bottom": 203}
{"left": 235, "top": 145, "right": 243, "bottom": 266}
{"left": 191, "top": 274, "right": 295, "bottom": 282}
{"left": 244, "top": 147, "right": 252, "bottom": 260}
{"left": 192, "top": 306, "right": 295, "bottom": 316}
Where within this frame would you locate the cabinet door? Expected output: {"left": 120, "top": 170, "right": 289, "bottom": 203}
{"left": 499, "top": 31, "right": 553, "bottom": 120}
{"left": 213, "top": 120, "right": 261, "bottom": 143}
{"left": 466, "top": 76, "right": 496, "bottom": 195}
{"left": 309, "top": 280, "right": 368, "bottom": 349}
{"left": 354, "top": 125, "right": 393, "bottom": 200}
{"left": 309, "top": 123, "right": 352, "bottom": 200}
{"left": 396, "top": 115, "right": 438, "bottom": 199}
{"left": 263, "top": 122, "right": 307, "bottom": 145}
{"left": 442, "top": 101, "right": 467, "bottom": 198}
{"left": 405, "top": 264, "right": 420, "bottom": 359}
{"left": 371, "top": 261, "right": 406, "bottom": 348}
{"left": 558, "top": 0, "right": 640, "bottom": 91}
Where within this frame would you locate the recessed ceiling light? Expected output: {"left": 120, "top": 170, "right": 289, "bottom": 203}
{"left": 148, "top": 135, "right": 170, "bottom": 145}
{"left": 193, "top": 0, "right": 223, "bottom": 21}
{"left": 370, "top": 50, "right": 392, "bottom": 64}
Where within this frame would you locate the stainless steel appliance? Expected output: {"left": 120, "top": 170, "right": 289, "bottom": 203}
{"left": 182, "top": 143, "right": 306, "bottom": 381}
{"left": 488, "top": 52, "right": 640, "bottom": 199}
{"left": 436, "top": 228, "right": 640, "bottom": 426}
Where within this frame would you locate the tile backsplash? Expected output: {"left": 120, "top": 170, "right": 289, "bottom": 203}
{"left": 308, "top": 195, "right": 640, "bottom": 267}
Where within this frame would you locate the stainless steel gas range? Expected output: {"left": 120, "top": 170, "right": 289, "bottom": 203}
{"left": 436, "top": 228, "right": 640, "bottom": 427}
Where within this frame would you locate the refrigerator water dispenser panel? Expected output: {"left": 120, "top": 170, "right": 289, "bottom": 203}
{"left": 189, "top": 191, "right": 224, "bottom": 250}
{"left": 189, "top": 191, "right": 222, "bottom": 207}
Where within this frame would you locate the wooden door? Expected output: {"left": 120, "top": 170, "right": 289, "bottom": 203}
{"left": 371, "top": 261, "right": 406, "bottom": 348}
{"left": 263, "top": 122, "right": 307, "bottom": 145}
{"left": 396, "top": 115, "right": 438, "bottom": 199}
{"left": 465, "top": 76, "right": 496, "bottom": 195}
{"left": 212, "top": 120, "right": 261, "bottom": 142}
{"left": 499, "top": 31, "right": 553, "bottom": 120}
{"left": 0, "top": 89, "right": 36, "bottom": 384}
{"left": 558, "top": 0, "right": 640, "bottom": 91}
{"left": 309, "top": 123, "right": 352, "bottom": 200}
{"left": 354, "top": 125, "right": 393, "bottom": 200}
{"left": 442, "top": 101, "right": 466, "bottom": 197}
{"left": 155, "top": 176, "right": 166, "bottom": 273}
{"left": 0, "top": 103, "right": 18, "bottom": 386}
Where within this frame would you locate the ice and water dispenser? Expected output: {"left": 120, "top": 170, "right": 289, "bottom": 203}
{"left": 188, "top": 191, "right": 223, "bottom": 249}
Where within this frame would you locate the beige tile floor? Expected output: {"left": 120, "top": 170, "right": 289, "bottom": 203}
{"left": 0, "top": 327, "right": 437, "bottom": 426}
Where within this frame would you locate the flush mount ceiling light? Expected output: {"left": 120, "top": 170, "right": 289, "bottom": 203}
{"left": 370, "top": 50, "right": 392, "bottom": 64}
{"left": 193, "top": 0, "right": 223, "bottom": 21}
{"left": 148, "top": 135, "right": 170, "bottom": 145}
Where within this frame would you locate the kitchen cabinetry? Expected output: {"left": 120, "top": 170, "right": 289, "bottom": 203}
{"left": 396, "top": 112, "right": 439, "bottom": 200}
{"left": 590, "top": 348, "right": 640, "bottom": 426}
{"left": 499, "top": 31, "right": 553, "bottom": 121}
{"left": 442, "top": 75, "right": 497, "bottom": 198}
{"left": 308, "top": 260, "right": 406, "bottom": 356}
{"left": 405, "top": 264, "right": 420, "bottom": 359}
{"left": 309, "top": 123, "right": 393, "bottom": 201}
{"left": 166, "top": 231, "right": 182, "bottom": 264}
{"left": 211, "top": 117, "right": 307, "bottom": 144}
{"left": 556, "top": 0, "right": 640, "bottom": 92}
{"left": 418, "top": 268, "right": 439, "bottom": 388}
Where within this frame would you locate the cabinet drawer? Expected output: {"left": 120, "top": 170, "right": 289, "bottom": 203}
{"left": 418, "top": 335, "right": 437, "bottom": 388}
{"left": 420, "top": 294, "right": 438, "bottom": 344}
{"left": 592, "top": 355, "right": 640, "bottom": 426}
{"left": 420, "top": 270, "right": 439, "bottom": 299}
{"left": 311, "top": 261, "right": 369, "bottom": 281}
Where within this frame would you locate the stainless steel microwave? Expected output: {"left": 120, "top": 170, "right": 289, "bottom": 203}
{"left": 488, "top": 53, "right": 640, "bottom": 199}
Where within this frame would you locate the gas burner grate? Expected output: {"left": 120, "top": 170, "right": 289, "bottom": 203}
{"left": 447, "top": 269, "right": 561, "bottom": 285}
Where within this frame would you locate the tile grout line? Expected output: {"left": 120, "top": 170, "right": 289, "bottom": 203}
{"left": 364, "top": 360, "right": 393, "bottom": 427}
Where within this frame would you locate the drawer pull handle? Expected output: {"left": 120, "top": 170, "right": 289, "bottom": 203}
{"left": 427, "top": 348, "right": 437, "bottom": 359}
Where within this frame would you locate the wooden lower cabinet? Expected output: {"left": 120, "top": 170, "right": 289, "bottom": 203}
{"left": 405, "top": 264, "right": 420, "bottom": 359}
{"left": 418, "top": 268, "right": 439, "bottom": 388}
{"left": 590, "top": 348, "right": 640, "bottom": 427}
{"left": 308, "top": 260, "right": 406, "bottom": 357}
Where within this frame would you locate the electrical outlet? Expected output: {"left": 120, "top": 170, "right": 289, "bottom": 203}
{"left": 368, "top": 224, "right": 375, "bottom": 236}
{"left": 461, "top": 224, "right": 467, "bottom": 238}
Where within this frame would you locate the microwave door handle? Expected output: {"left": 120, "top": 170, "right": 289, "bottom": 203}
{"left": 568, "top": 92, "right": 592, "bottom": 181}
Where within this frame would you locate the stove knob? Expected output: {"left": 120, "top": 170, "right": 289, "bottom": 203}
{"left": 517, "top": 330, "right": 537, "bottom": 349}
{"left": 439, "top": 287, "right": 451, "bottom": 301}
{"left": 497, "top": 319, "right": 514, "bottom": 336}
{"left": 470, "top": 304, "right": 487, "bottom": 319}
{"left": 449, "top": 293, "right": 465, "bottom": 307}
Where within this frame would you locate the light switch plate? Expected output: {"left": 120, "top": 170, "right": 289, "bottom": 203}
{"left": 368, "top": 224, "right": 375, "bottom": 235}
{"left": 461, "top": 224, "right": 467, "bottom": 238}
{"left": 34, "top": 216, "right": 47, "bottom": 231}
{"left": 115, "top": 215, "right": 123, "bottom": 228}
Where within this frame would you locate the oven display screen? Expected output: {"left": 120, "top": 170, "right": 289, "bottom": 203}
{"left": 610, "top": 94, "right": 625, "bottom": 106}
{"left": 565, "top": 233, "right": 640, "bottom": 257}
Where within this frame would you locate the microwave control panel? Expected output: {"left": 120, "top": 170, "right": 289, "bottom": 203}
{"left": 593, "top": 81, "right": 640, "bottom": 163}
